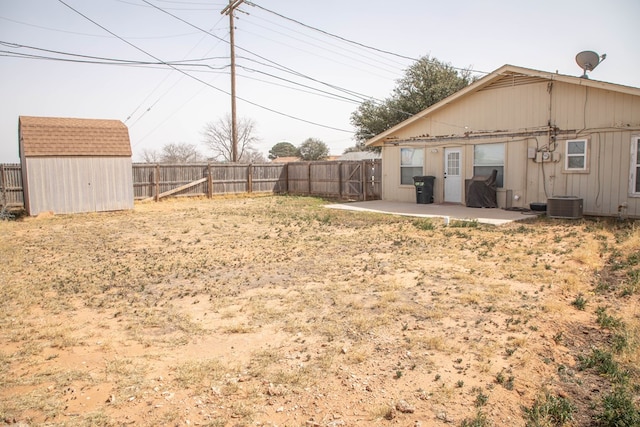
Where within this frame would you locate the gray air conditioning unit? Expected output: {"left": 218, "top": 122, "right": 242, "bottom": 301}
{"left": 547, "top": 196, "right": 583, "bottom": 219}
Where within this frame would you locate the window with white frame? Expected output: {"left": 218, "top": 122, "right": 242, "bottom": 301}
{"left": 565, "top": 139, "right": 588, "bottom": 171}
{"left": 400, "top": 148, "right": 423, "bottom": 185}
{"left": 631, "top": 136, "right": 640, "bottom": 196}
{"left": 473, "top": 143, "right": 504, "bottom": 187}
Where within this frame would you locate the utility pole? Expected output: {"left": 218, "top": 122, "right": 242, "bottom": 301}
{"left": 221, "top": 0, "right": 244, "bottom": 163}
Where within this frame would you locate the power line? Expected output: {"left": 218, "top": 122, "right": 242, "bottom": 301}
{"left": 244, "top": 1, "right": 488, "bottom": 75}
{"left": 237, "top": 24, "right": 402, "bottom": 81}
{"left": 0, "top": 40, "right": 228, "bottom": 66}
{"left": 0, "top": 15, "right": 202, "bottom": 39}
{"left": 237, "top": 65, "right": 362, "bottom": 104}
{"left": 240, "top": 9, "right": 410, "bottom": 72}
{"left": 244, "top": 1, "right": 418, "bottom": 62}
{"left": 122, "top": 10, "right": 229, "bottom": 126}
{"left": 0, "top": 40, "right": 362, "bottom": 105}
{"left": 113, "top": 0, "right": 218, "bottom": 11}
{"left": 55, "top": 1, "right": 354, "bottom": 135}
{"left": 138, "top": 0, "right": 378, "bottom": 112}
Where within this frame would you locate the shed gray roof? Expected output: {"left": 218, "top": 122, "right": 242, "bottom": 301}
{"left": 19, "top": 116, "right": 132, "bottom": 157}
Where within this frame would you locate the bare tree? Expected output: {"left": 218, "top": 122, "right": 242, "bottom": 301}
{"left": 139, "top": 143, "right": 201, "bottom": 163}
{"left": 161, "top": 142, "right": 201, "bottom": 163}
{"left": 202, "top": 114, "right": 259, "bottom": 163}
{"left": 242, "top": 149, "right": 267, "bottom": 164}
{"left": 140, "top": 148, "right": 161, "bottom": 163}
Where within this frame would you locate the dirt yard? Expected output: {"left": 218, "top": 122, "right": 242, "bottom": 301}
{"left": 0, "top": 195, "right": 638, "bottom": 427}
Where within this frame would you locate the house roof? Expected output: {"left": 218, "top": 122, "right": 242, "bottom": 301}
{"left": 338, "top": 151, "right": 381, "bottom": 161}
{"left": 271, "top": 156, "right": 301, "bottom": 163}
{"left": 19, "top": 116, "right": 132, "bottom": 157}
{"left": 366, "top": 64, "right": 640, "bottom": 147}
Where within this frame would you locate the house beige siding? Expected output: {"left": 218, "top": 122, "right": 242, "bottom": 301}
{"left": 24, "top": 157, "right": 133, "bottom": 216}
{"left": 373, "top": 66, "right": 640, "bottom": 217}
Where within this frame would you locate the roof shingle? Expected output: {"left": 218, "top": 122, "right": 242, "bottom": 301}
{"left": 19, "top": 116, "right": 132, "bottom": 157}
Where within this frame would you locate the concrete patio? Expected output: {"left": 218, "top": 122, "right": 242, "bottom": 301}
{"left": 325, "top": 200, "right": 540, "bottom": 225}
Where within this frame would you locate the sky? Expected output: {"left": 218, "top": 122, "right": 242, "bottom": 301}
{"left": 1, "top": 0, "right": 639, "bottom": 163}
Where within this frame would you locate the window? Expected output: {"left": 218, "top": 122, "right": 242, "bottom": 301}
{"left": 473, "top": 143, "right": 504, "bottom": 187}
{"left": 631, "top": 136, "right": 640, "bottom": 196}
{"left": 565, "top": 139, "right": 588, "bottom": 171}
{"left": 400, "top": 148, "right": 423, "bottom": 185}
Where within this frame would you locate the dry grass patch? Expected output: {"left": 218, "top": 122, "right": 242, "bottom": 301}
{"left": 1, "top": 197, "right": 638, "bottom": 426}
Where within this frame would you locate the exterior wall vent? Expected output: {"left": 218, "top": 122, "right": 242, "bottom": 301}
{"left": 547, "top": 196, "right": 583, "bottom": 219}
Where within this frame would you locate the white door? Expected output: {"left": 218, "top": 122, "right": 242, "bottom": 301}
{"left": 444, "top": 148, "right": 462, "bottom": 203}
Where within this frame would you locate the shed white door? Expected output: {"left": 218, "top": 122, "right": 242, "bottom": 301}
{"left": 444, "top": 148, "right": 462, "bottom": 203}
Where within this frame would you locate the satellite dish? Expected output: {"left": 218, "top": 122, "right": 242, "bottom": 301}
{"left": 575, "top": 51, "right": 606, "bottom": 78}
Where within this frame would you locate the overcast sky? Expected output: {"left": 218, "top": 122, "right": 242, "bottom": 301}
{"left": 1, "top": 0, "right": 638, "bottom": 163}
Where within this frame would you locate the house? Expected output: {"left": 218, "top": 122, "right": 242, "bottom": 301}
{"left": 338, "top": 151, "right": 382, "bottom": 161}
{"left": 365, "top": 65, "right": 640, "bottom": 218}
{"left": 19, "top": 116, "right": 134, "bottom": 216}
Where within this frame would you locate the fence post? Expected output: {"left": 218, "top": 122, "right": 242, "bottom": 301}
{"left": 284, "top": 163, "right": 289, "bottom": 194}
{"left": 338, "top": 162, "right": 343, "bottom": 199}
{"left": 154, "top": 164, "right": 160, "bottom": 202}
{"left": 247, "top": 164, "right": 253, "bottom": 193}
{"left": 360, "top": 160, "right": 366, "bottom": 201}
{"left": 0, "top": 164, "right": 6, "bottom": 208}
{"left": 0, "top": 164, "right": 6, "bottom": 206}
{"left": 307, "top": 162, "right": 311, "bottom": 195}
{"left": 207, "top": 163, "right": 213, "bottom": 198}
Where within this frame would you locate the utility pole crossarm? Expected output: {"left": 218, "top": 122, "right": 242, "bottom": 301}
{"left": 221, "top": 0, "right": 244, "bottom": 163}
{"left": 221, "top": 0, "right": 244, "bottom": 15}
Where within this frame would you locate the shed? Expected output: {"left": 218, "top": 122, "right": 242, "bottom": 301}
{"left": 19, "top": 116, "right": 134, "bottom": 216}
{"left": 366, "top": 65, "right": 640, "bottom": 218}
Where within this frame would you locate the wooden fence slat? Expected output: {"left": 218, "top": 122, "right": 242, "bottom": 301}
{"left": 0, "top": 164, "right": 5, "bottom": 205}
{"left": 207, "top": 163, "right": 212, "bottom": 199}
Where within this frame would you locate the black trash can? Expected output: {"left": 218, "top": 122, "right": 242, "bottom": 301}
{"left": 413, "top": 176, "right": 435, "bottom": 204}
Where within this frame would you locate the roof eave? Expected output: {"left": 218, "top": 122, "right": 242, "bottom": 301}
{"left": 365, "top": 64, "right": 640, "bottom": 147}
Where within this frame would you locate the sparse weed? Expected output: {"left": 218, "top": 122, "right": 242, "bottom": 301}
{"left": 475, "top": 390, "right": 489, "bottom": 407}
{"left": 496, "top": 369, "right": 515, "bottom": 390}
{"left": 460, "top": 410, "right": 491, "bottom": 427}
{"left": 596, "top": 307, "right": 623, "bottom": 330}
{"left": 2, "top": 195, "right": 639, "bottom": 425}
{"left": 524, "top": 391, "right": 575, "bottom": 427}
{"left": 571, "top": 293, "right": 587, "bottom": 310}
{"left": 413, "top": 218, "right": 435, "bottom": 231}
{"left": 577, "top": 348, "right": 627, "bottom": 382}
{"left": 597, "top": 386, "right": 640, "bottom": 427}
{"left": 449, "top": 219, "right": 479, "bottom": 228}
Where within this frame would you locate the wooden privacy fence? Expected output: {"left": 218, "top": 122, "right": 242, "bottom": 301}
{"left": 0, "top": 163, "right": 24, "bottom": 208}
{"left": 134, "top": 160, "right": 381, "bottom": 201}
{"left": 0, "top": 160, "right": 381, "bottom": 208}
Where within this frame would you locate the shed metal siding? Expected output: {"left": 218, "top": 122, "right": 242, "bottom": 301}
{"left": 25, "top": 157, "right": 133, "bottom": 215}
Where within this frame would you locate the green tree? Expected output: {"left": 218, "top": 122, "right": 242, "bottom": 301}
{"left": 268, "top": 141, "right": 298, "bottom": 160}
{"left": 350, "top": 55, "right": 473, "bottom": 144}
{"left": 297, "top": 138, "right": 329, "bottom": 161}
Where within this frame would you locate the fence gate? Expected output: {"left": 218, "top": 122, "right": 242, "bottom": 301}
{"left": 341, "top": 159, "right": 381, "bottom": 200}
